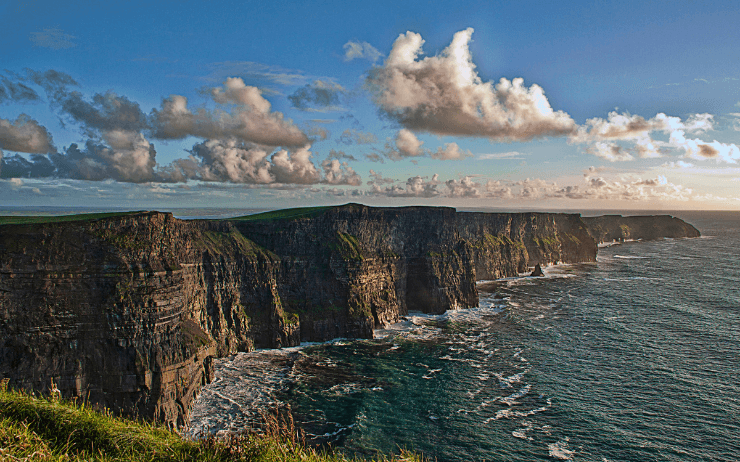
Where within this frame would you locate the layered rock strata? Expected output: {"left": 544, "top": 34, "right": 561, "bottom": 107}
{"left": 0, "top": 205, "right": 699, "bottom": 426}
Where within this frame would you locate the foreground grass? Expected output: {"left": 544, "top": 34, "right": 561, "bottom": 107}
{"left": 0, "top": 383, "right": 423, "bottom": 462}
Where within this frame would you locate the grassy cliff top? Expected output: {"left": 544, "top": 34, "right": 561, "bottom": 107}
{"left": 0, "top": 211, "right": 143, "bottom": 226}
{"left": 229, "top": 206, "right": 333, "bottom": 222}
{"left": 0, "top": 383, "right": 422, "bottom": 462}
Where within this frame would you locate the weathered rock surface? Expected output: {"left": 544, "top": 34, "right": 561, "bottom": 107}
{"left": 0, "top": 204, "right": 699, "bottom": 427}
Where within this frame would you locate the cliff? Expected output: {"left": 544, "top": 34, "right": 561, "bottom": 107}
{"left": 0, "top": 205, "right": 698, "bottom": 427}
{"left": 583, "top": 214, "right": 701, "bottom": 244}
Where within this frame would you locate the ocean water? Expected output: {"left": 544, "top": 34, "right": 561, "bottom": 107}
{"left": 188, "top": 211, "right": 740, "bottom": 461}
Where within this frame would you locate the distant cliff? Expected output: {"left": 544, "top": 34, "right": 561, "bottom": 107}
{"left": 583, "top": 214, "right": 701, "bottom": 244}
{"left": 0, "top": 205, "right": 699, "bottom": 427}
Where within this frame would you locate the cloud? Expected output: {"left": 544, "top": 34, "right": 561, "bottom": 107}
{"left": 432, "top": 142, "right": 472, "bottom": 160}
{"left": 506, "top": 173, "right": 693, "bottom": 202}
{"left": 343, "top": 41, "right": 383, "bottom": 63}
{"left": 267, "top": 146, "right": 322, "bottom": 184}
{"left": 150, "top": 78, "right": 309, "bottom": 147}
{"left": 378, "top": 130, "right": 471, "bottom": 161}
{"left": 1, "top": 131, "right": 157, "bottom": 183}
{"left": 365, "top": 153, "right": 384, "bottom": 163}
{"left": 485, "top": 180, "right": 513, "bottom": 199}
{"left": 57, "top": 135, "right": 157, "bottom": 183}
{"left": 571, "top": 111, "right": 716, "bottom": 161}
{"left": 60, "top": 91, "right": 149, "bottom": 135}
{"left": 478, "top": 151, "right": 525, "bottom": 160}
{"left": 0, "top": 115, "right": 55, "bottom": 154}
{"left": 289, "top": 80, "right": 345, "bottom": 112}
{"left": 0, "top": 77, "right": 40, "bottom": 104}
{"left": 321, "top": 159, "right": 362, "bottom": 185}
{"left": 367, "top": 169, "right": 395, "bottom": 185}
{"left": 395, "top": 128, "right": 424, "bottom": 157}
{"left": 337, "top": 128, "right": 377, "bottom": 145}
{"left": 30, "top": 27, "right": 77, "bottom": 50}
{"left": 661, "top": 160, "right": 694, "bottom": 169}
{"left": 204, "top": 61, "right": 307, "bottom": 86}
{"left": 327, "top": 149, "right": 358, "bottom": 161}
{"left": 669, "top": 130, "right": 740, "bottom": 163}
{"left": 24, "top": 69, "right": 78, "bottom": 100}
{"left": 586, "top": 141, "right": 634, "bottom": 162}
{"left": 446, "top": 176, "right": 481, "bottom": 197}
{"left": 172, "top": 140, "right": 321, "bottom": 185}
{"left": 367, "top": 28, "right": 575, "bottom": 141}
{"left": 370, "top": 174, "right": 440, "bottom": 197}
{"left": 211, "top": 77, "right": 272, "bottom": 111}
{"left": 307, "top": 126, "right": 330, "bottom": 141}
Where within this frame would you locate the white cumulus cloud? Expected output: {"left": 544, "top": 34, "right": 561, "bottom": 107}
{"left": 367, "top": 28, "right": 576, "bottom": 141}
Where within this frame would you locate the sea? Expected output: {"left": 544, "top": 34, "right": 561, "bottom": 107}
{"left": 2, "top": 206, "right": 736, "bottom": 461}
{"left": 186, "top": 210, "right": 740, "bottom": 462}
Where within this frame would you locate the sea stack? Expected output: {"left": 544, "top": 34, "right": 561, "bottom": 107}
{"left": 530, "top": 263, "right": 544, "bottom": 277}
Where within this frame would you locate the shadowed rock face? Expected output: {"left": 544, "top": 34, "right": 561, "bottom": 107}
{"left": 0, "top": 205, "right": 699, "bottom": 426}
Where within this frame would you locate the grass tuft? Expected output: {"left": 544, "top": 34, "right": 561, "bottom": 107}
{"left": 0, "top": 380, "right": 427, "bottom": 462}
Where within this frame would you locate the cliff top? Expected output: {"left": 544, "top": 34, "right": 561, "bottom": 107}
{"left": 0, "top": 211, "right": 146, "bottom": 226}
{"left": 231, "top": 203, "right": 463, "bottom": 223}
{"left": 230, "top": 205, "right": 333, "bottom": 222}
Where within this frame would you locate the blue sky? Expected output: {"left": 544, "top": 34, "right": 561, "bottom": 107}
{"left": 2, "top": 0, "right": 740, "bottom": 210}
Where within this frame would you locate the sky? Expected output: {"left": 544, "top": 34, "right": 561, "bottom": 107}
{"left": 2, "top": 0, "right": 740, "bottom": 211}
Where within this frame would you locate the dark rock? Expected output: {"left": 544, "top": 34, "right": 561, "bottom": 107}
{"left": 530, "top": 264, "right": 544, "bottom": 277}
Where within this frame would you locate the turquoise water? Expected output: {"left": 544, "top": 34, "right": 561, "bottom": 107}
{"left": 190, "top": 212, "right": 740, "bottom": 461}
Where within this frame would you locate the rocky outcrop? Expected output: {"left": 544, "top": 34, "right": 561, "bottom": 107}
{"left": 0, "top": 205, "right": 699, "bottom": 427}
{"left": 584, "top": 214, "right": 701, "bottom": 244}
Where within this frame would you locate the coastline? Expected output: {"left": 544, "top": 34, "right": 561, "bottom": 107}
{"left": 0, "top": 204, "right": 699, "bottom": 429}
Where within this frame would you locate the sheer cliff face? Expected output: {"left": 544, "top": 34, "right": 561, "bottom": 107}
{"left": 0, "top": 212, "right": 294, "bottom": 427}
{"left": 0, "top": 205, "right": 698, "bottom": 426}
{"left": 457, "top": 212, "right": 597, "bottom": 280}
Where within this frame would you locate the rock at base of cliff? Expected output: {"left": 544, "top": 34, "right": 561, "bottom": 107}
{"left": 530, "top": 264, "right": 544, "bottom": 277}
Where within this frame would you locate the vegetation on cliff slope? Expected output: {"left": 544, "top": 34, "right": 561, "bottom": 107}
{"left": 0, "top": 382, "right": 422, "bottom": 462}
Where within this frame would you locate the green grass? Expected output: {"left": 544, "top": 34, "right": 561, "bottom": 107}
{"left": 0, "top": 211, "right": 141, "bottom": 226}
{"left": 229, "top": 207, "right": 332, "bottom": 222}
{"left": 0, "top": 381, "right": 424, "bottom": 462}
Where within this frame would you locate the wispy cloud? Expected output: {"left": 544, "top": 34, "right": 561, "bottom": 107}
{"left": 289, "top": 80, "right": 345, "bottom": 112}
{"left": 204, "top": 61, "right": 307, "bottom": 86}
{"left": 30, "top": 27, "right": 76, "bottom": 50}
{"left": 478, "top": 151, "right": 525, "bottom": 160}
{"left": 343, "top": 41, "right": 382, "bottom": 63}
